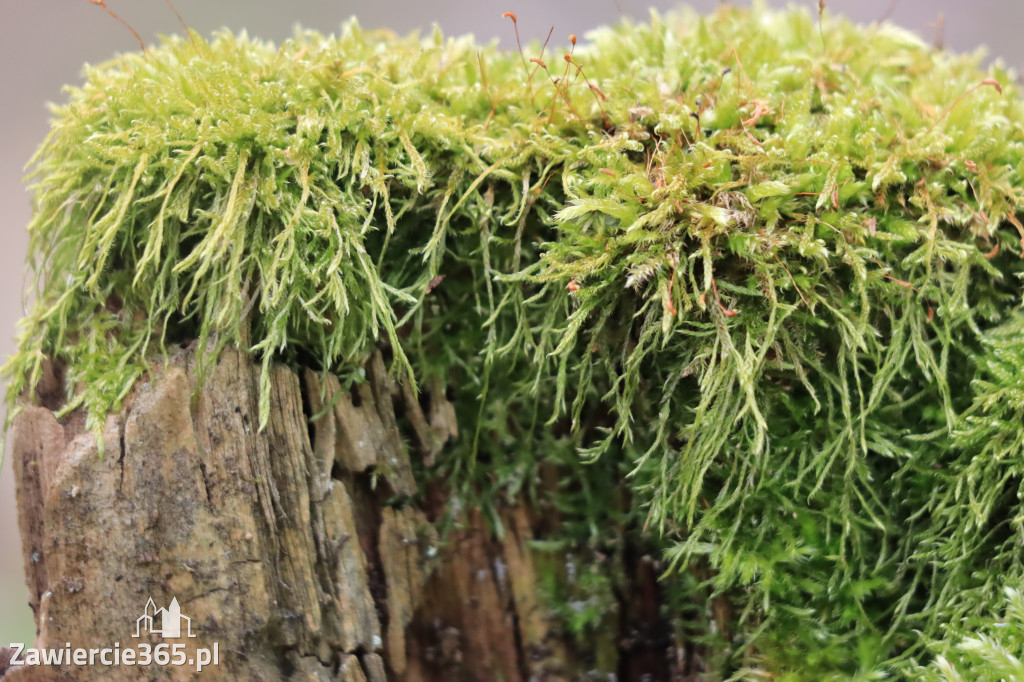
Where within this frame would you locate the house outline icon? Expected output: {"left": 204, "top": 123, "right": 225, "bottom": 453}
{"left": 133, "top": 597, "right": 196, "bottom": 639}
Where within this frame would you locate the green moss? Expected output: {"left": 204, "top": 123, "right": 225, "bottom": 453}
{"left": 6, "top": 3, "right": 1024, "bottom": 678}
{"left": 913, "top": 588, "right": 1024, "bottom": 681}
{"left": 532, "top": 544, "right": 621, "bottom": 670}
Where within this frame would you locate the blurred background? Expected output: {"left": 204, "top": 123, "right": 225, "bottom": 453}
{"left": 1, "top": 0, "right": 1021, "bottom": 645}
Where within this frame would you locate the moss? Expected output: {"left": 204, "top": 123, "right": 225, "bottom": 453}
{"left": 912, "top": 588, "right": 1024, "bottom": 681}
{"left": 6, "top": 3, "right": 1024, "bottom": 678}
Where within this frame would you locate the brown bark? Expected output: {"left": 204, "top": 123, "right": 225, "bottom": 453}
{"left": 5, "top": 345, "right": 682, "bottom": 681}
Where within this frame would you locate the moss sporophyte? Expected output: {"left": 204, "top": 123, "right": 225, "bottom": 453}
{"left": 7, "top": 3, "right": 1024, "bottom": 678}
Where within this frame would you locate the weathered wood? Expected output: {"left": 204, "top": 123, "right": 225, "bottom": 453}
{"left": 6, "top": 345, "right": 680, "bottom": 681}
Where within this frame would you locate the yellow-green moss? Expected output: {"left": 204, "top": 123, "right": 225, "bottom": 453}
{"left": 7, "top": 4, "right": 1024, "bottom": 678}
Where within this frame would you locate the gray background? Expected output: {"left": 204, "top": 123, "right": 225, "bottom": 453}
{"left": 1, "top": 0, "right": 1021, "bottom": 645}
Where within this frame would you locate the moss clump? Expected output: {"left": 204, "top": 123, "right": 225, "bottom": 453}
{"left": 7, "top": 3, "right": 1024, "bottom": 678}
{"left": 913, "top": 587, "right": 1024, "bottom": 682}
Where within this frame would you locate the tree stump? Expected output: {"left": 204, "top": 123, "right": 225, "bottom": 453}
{"left": 6, "top": 344, "right": 678, "bottom": 681}
{"left": 9, "top": 6, "right": 1024, "bottom": 678}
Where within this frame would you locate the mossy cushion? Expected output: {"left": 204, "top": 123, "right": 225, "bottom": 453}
{"left": 7, "top": 4, "right": 1024, "bottom": 678}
